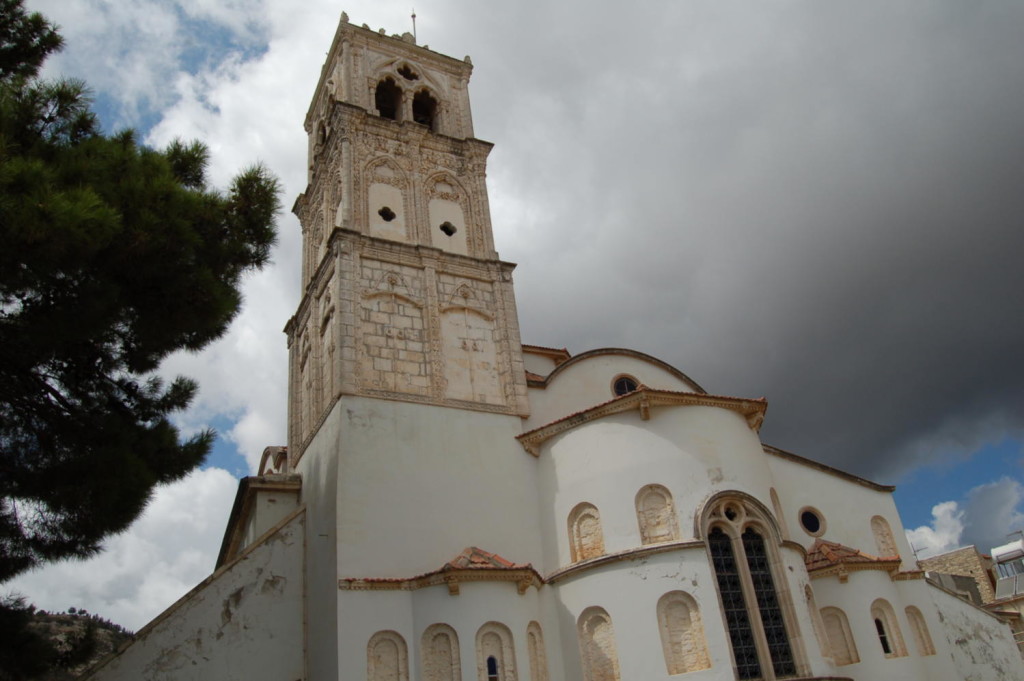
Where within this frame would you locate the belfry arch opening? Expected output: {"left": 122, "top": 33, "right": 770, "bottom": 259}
{"left": 376, "top": 77, "right": 402, "bottom": 120}
{"left": 413, "top": 89, "right": 439, "bottom": 130}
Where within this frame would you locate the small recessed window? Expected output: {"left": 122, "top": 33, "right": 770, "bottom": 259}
{"left": 486, "top": 655, "right": 499, "bottom": 681}
{"left": 397, "top": 64, "right": 419, "bottom": 81}
{"left": 378, "top": 206, "right": 396, "bottom": 222}
{"left": 799, "top": 507, "right": 825, "bottom": 536}
{"left": 439, "top": 221, "right": 457, "bottom": 236}
{"left": 613, "top": 375, "right": 638, "bottom": 396}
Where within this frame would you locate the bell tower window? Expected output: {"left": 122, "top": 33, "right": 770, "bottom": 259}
{"left": 413, "top": 89, "right": 438, "bottom": 130}
{"left": 376, "top": 77, "right": 402, "bottom": 120}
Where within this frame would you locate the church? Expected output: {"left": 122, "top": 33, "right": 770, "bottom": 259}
{"left": 84, "top": 14, "right": 1021, "bottom": 681}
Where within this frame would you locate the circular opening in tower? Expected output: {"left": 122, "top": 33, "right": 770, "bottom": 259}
{"left": 378, "top": 206, "right": 396, "bottom": 222}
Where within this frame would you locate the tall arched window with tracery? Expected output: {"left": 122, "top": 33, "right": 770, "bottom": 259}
{"left": 569, "top": 502, "right": 605, "bottom": 562}
{"left": 871, "top": 516, "right": 899, "bottom": 559}
{"left": 904, "top": 606, "right": 935, "bottom": 656}
{"left": 636, "top": 484, "right": 680, "bottom": 545}
{"left": 368, "top": 630, "right": 409, "bottom": 681}
{"left": 657, "top": 591, "right": 711, "bottom": 674}
{"left": 422, "top": 623, "right": 461, "bottom": 681}
{"left": 703, "top": 494, "right": 802, "bottom": 680}
{"left": 870, "top": 599, "right": 907, "bottom": 658}
{"left": 577, "top": 607, "right": 621, "bottom": 681}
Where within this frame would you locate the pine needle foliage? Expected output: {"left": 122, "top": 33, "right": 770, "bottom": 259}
{"left": 0, "top": 0, "right": 281, "bottom": 582}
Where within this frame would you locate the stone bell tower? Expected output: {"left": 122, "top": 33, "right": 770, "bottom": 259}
{"left": 287, "top": 14, "right": 529, "bottom": 461}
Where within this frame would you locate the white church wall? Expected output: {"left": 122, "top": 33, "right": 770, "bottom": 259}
{"left": 293, "top": 399, "right": 343, "bottom": 681}
{"left": 809, "top": 569, "right": 980, "bottom": 681}
{"left": 525, "top": 353, "right": 702, "bottom": 430}
{"left": 923, "top": 580, "right": 1022, "bottom": 681}
{"left": 539, "top": 406, "right": 771, "bottom": 570}
{"left": 338, "top": 583, "right": 558, "bottom": 681}
{"left": 331, "top": 396, "right": 541, "bottom": 578}
{"left": 522, "top": 350, "right": 560, "bottom": 377}
{"left": 551, "top": 550, "right": 726, "bottom": 681}
{"left": 85, "top": 510, "right": 305, "bottom": 681}
{"left": 766, "top": 451, "right": 912, "bottom": 561}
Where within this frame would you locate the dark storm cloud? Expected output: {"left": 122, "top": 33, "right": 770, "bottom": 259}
{"left": 436, "top": 1, "right": 1024, "bottom": 481}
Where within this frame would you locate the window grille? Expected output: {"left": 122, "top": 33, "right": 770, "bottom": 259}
{"left": 710, "top": 528, "right": 761, "bottom": 679}
{"left": 743, "top": 529, "right": 796, "bottom": 677}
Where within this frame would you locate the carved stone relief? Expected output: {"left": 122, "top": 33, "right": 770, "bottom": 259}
{"left": 368, "top": 630, "right": 409, "bottom": 681}
{"left": 358, "top": 264, "right": 429, "bottom": 396}
{"left": 657, "top": 592, "right": 711, "bottom": 674}
{"left": 577, "top": 608, "right": 620, "bottom": 681}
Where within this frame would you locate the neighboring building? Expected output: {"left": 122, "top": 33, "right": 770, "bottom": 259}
{"left": 920, "top": 545, "right": 995, "bottom": 605}
{"left": 988, "top": 539, "right": 1024, "bottom": 653}
{"left": 84, "top": 14, "right": 1022, "bottom": 681}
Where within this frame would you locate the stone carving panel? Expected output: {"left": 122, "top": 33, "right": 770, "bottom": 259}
{"left": 871, "top": 515, "right": 899, "bottom": 559}
{"left": 422, "top": 623, "right": 461, "bottom": 681}
{"left": 358, "top": 263, "right": 429, "bottom": 396}
{"left": 636, "top": 484, "right": 680, "bottom": 545}
{"left": 577, "top": 607, "right": 620, "bottom": 681}
{"left": 821, "top": 607, "right": 858, "bottom": 666}
{"left": 368, "top": 630, "right": 409, "bottom": 681}
{"left": 657, "top": 592, "right": 711, "bottom": 674}
{"left": 569, "top": 503, "right": 605, "bottom": 562}
{"left": 526, "top": 622, "right": 548, "bottom": 681}
{"left": 439, "top": 280, "right": 501, "bottom": 405}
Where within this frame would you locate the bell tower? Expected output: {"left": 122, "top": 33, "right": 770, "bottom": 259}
{"left": 286, "top": 14, "right": 529, "bottom": 460}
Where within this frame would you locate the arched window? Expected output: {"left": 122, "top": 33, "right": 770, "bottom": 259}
{"left": 820, "top": 607, "right": 859, "bottom": 666}
{"left": 871, "top": 516, "right": 899, "bottom": 559}
{"left": 569, "top": 502, "right": 605, "bottom": 562}
{"left": 657, "top": 591, "right": 711, "bottom": 674}
{"left": 476, "top": 622, "right": 516, "bottom": 681}
{"left": 905, "top": 606, "right": 936, "bottom": 656}
{"left": 376, "top": 77, "right": 402, "bottom": 120}
{"left": 870, "top": 599, "right": 907, "bottom": 658}
{"left": 413, "top": 89, "right": 439, "bottom": 130}
{"left": 422, "top": 623, "right": 461, "bottom": 681}
{"left": 368, "top": 630, "right": 409, "bottom": 681}
{"left": 636, "top": 484, "right": 680, "bottom": 545}
{"left": 577, "top": 607, "right": 621, "bottom": 681}
{"left": 703, "top": 495, "right": 800, "bottom": 679}
{"left": 526, "top": 622, "right": 549, "bottom": 681}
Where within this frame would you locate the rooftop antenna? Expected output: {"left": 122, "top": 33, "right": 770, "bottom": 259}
{"left": 411, "top": 8, "right": 417, "bottom": 43}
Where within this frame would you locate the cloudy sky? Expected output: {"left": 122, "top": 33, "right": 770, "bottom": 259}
{"left": 6, "top": 0, "right": 1024, "bottom": 630}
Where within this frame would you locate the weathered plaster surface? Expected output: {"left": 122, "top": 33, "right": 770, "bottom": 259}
{"left": 926, "top": 582, "right": 1022, "bottom": 681}
{"left": 85, "top": 511, "right": 305, "bottom": 681}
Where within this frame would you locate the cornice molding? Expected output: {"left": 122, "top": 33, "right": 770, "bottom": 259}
{"left": 517, "top": 388, "right": 766, "bottom": 457}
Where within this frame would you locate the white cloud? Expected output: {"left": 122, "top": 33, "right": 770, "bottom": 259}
{"left": 905, "top": 501, "right": 965, "bottom": 559}
{"left": 4, "top": 468, "right": 238, "bottom": 631}
{"left": 905, "top": 477, "right": 1024, "bottom": 559}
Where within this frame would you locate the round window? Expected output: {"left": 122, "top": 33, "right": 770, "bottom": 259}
{"left": 799, "top": 507, "right": 826, "bottom": 537}
{"left": 612, "top": 375, "right": 638, "bottom": 396}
